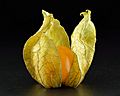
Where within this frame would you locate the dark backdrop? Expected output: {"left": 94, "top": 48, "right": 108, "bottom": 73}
{"left": 1, "top": 0, "right": 120, "bottom": 96}
{"left": 1, "top": 0, "right": 119, "bottom": 45}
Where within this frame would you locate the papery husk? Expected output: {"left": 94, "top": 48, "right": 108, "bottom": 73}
{"left": 71, "top": 10, "right": 96, "bottom": 86}
{"left": 38, "top": 10, "right": 70, "bottom": 48}
{"left": 23, "top": 10, "right": 70, "bottom": 88}
{"left": 23, "top": 10, "right": 96, "bottom": 88}
{"left": 32, "top": 34, "right": 62, "bottom": 88}
{"left": 23, "top": 33, "right": 62, "bottom": 88}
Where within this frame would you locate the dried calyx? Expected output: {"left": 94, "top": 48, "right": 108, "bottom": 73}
{"left": 23, "top": 10, "right": 96, "bottom": 88}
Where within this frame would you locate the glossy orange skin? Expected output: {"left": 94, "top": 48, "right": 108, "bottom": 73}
{"left": 57, "top": 46, "right": 74, "bottom": 82}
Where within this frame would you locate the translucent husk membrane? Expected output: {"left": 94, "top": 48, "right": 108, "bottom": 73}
{"left": 23, "top": 10, "right": 96, "bottom": 88}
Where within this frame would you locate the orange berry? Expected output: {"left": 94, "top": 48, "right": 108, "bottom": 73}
{"left": 57, "top": 46, "right": 74, "bottom": 82}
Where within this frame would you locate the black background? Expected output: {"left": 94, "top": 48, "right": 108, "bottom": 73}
{"left": 1, "top": 0, "right": 120, "bottom": 96}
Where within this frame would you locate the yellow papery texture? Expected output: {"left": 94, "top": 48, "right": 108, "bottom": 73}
{"left": 23, "top": 10, "right": 70, "bottom": 88}
{"left": 38, "top": 10, "right": 70, "bottom": 48}
{"left": 23, "top": 10, "right": 96, "bottom": 88}
{"left": 71, "top": 10, "right": 96, "bottom": 84}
